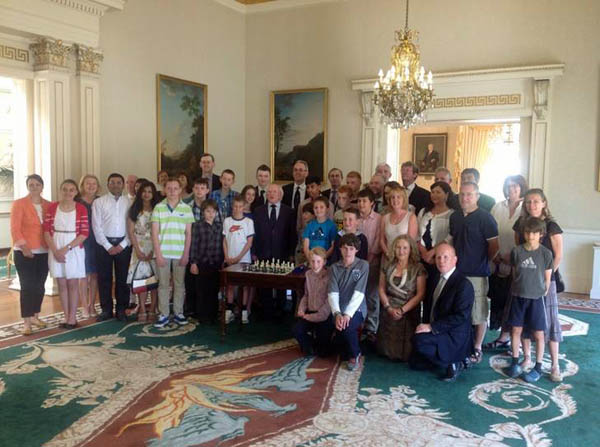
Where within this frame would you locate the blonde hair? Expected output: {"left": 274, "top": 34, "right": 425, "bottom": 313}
{"left": 390, "top": 234, "right": 420, "bottom": 266}
{"left": 310, "top": 246, "right": 327, "bottom": 262}
{"left": 388, "top": 186, "right": 408, "bottom": 211}
{"left": 79, "top": 174, "right": 101, "bottom": 195}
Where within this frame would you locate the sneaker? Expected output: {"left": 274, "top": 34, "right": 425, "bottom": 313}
{"left": 154, "top": 315, "right": 170, "bottom": 328}
{"left": 346, "top": 353, "right": 362, "bottom": 372}
{"left": 173, "top": 314, "right": 188, "bottom": 326}
{"left": 225, "top": 310, "right": 235, "bottom": 324}
{"left": 523, "top": 368, "right": 541, "bottom": 383}
{"left": 550, "top": 367, "right": 563, "bottom": 382}
{"left": 506, "top": 363, "right": 523, "bottom": 378}
{"left": 242, "top": 310, "right": 249, "bottom": 324}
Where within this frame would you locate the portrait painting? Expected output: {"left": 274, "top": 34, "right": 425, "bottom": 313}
{"left": 156, "top": 74, "right": 207, "bottom": 181}
{"left": 270, "top": 88, "right": 328, "bottom": 182}
{"left": 413, "top": 133, "right": 447, "bottom": 175}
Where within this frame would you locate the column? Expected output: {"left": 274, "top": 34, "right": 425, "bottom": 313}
{"left": 358, "top": 91, "right": 393, "bottom": 181}
{"left": 528, "top": 79, "right": 551, "bottom": 190}
{"left": 74, "top": 44, "right": 103, "bottom": 179}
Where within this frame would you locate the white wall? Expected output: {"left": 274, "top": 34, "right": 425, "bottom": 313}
{"left": 244, "top": 0, "right": 600, "bottom": 231}
{"left": 99, "top": 0, "right": 246, "bottom": 185}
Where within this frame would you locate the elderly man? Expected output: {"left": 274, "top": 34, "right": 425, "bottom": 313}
{"left": 282, "top": 160, "right": 309, "bottom": 211}
{"left": 375, "top": 162, "right": 392, "bottom": 183}
{"left": 460, "top": 168, "right": 495, "bottom": 212}
{"left": 322, "top": 168, "right": 343, "bottom": 210}
{"left": 435, "top": 167, "right": 460, "bottom": 211}
{"left": 199, "top": 153, "right": 221, "bottom": 193}
{"left": 421, "top": 143, "right": 440, "bottom": 172}
{"left": 400, "top": 161, "right": 431, "bottom": 215}
{"left": 448, "top": 181, "right": 499, "bottom": 365}
{"left": 411, "top": 243, "right": 474, "bottom": 382}
{"left": 125, "top": 174, "right": 137, "bottom": 201}
{"left": 368, "top": 174, "right": 385, "bottom": 213}
{"left": 253, "top": 183, "right": 297, "bottom": 317}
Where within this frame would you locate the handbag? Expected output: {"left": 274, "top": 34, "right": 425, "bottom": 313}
{"left": 554, "top": 269, "right": 565, "bottom": 294}
{"left": 131, "top": 260, "right": 158, "bottom": 294}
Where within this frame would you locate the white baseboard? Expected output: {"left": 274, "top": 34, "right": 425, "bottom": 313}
{"left": 562, "top": 228, "right": 600, "bottom": 295}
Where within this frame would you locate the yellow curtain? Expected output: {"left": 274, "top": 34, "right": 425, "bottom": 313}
{"left": 454, "top": 125, "right": 502, "bottom": 180}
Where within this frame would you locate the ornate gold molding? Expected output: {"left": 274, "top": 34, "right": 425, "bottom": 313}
{"left": 0, "top": 44, "right": 29, "bottom": 63}
{"left": 74, "top": 44, "right": 103, "bottom": 75}
{"left": 29, "top": 38, "right": 72, "bottom": 70}
{"left": 433, "top": 94, "right": 521, "bottom": 109}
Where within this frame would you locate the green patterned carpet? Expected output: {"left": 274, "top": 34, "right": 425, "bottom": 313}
{"left": 0, "top": 310, "right": 597, "bottom": 446}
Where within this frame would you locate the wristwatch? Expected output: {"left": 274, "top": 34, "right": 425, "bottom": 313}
{"left": 334, "top": 311, "right": 342, "bottom": 318}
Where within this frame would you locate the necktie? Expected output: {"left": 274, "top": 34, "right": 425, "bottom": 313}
{"left": 270, "top": 204, "right": 277, "bottom": 225}
{"left": 260, "top": 189, "right": 265, "bottom": 204}
{"left": 330, "top": 190, "right": 337, "bottom": 208}
{"left": 430, "top": 276, "right": 446, "bottom": 322}
{"left": 293, "top": 186, "right": 300, "bottom": 209}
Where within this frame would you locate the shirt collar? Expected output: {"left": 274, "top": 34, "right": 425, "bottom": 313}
{"left": 406, "top": 182, "right": 416, "bottom": 193}
{"left": 294, "top": 182, "right": 306, "bottom": 190}
{"left": 109, "top": 192, "right": 123, "bottom": 201}
{"left": 441, "top": 266, "right": 456, "bottom": 281}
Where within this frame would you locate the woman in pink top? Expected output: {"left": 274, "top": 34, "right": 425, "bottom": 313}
{"left": 10, "top": 174, "right": 51, "bottom": 335}
{"left": 293, "top": 247, "right": 332, "bottom": 357}
{"left": 379, "top": 186, "right": 418, "bottom": 267}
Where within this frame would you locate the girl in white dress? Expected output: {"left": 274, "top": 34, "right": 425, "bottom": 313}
{"left": 43, "top": 180, "right": 89, "bottom": 329}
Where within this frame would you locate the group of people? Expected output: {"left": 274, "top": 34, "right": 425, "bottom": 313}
{"left": 10, "top": 154, "right": 565, "bottom": 382}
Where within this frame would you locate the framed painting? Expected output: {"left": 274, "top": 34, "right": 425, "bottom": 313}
{"left": 156, "top": 74, "right": 207, "bottom": 181}
{"left": 413, "top": 133, "right": 447, "bottom": 175}
{"left": 270, "top": 88, "right": 328, "bottom": 183}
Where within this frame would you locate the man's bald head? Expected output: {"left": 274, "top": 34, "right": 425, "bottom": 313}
{"left": 435, "top": 242, "right": 457, "bottom": 274}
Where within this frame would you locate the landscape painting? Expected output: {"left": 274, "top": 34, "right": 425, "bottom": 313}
{"left": 270, "top": 88, "right": 327, "bottom": 182}
{"left": 157, "top": 74, "right": 206, "bottom": 180}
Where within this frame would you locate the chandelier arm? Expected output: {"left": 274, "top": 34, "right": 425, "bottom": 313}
{"left": 405, "top": 0, "right": 409, "bottom": 30}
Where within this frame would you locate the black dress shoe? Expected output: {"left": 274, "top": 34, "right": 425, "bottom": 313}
{"left": 442, "top": 362, "right": 464, "bottom": 382}
{"left": 96, "top": 312, "right": 113, "bottom": 322}
{"left": 116, "top": 311, "right": 128, "bottom": 322}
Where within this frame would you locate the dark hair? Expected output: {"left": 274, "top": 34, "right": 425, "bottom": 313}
{"left": 26, "top": 174, "right": 44, "bottom": 187}
{"left": 241, "top": 185, "right": 256, "bottom": 203}
{"left": 382, "top": 181, "right": 402, "bottom": 207}
{"left": 232, "top": 194, "right": 245, "bottom": 205}
{"left": 60, "top": 179, "right": 79, "bottom": 194}
{"left": 339, "top": 233, "right": 361, "bottom": 251}
{"left": 401, "top": 161, "right": 419, "bottom": 175}
{"left": 193, "top": 177, "right": 209, "bottom": 187}
{"left": 343, "top": 207, "right": 360, "bottom": 220}
{"left": 302, "top": 202, "right": 314, "bottom": 215}
{"left": 523, "top": 216, "right": 546, "bottom": 235}
{"left": 200, "top": 153, "right": 215, "bottom": 162}
{"left": 221, "top": 169, "right": 235, "bottom": 178}
{"left": 328, "top": 167, "right": 343, "bottom": 178}
{"left": 425, "top": 181, "right": 452, "bottom": 212}
{"left": 523, "top": 188, "right": 553, "bottom": 220}
{"left": 306, "top": 175, "right": 321, "bottom": 186}
{"left": 135, "top": 177, "right": 148, "bottom": 188}
{"left": 256, "top": 164, "right": 271, "bottom": 173}
{"left": 313, "top": 196, "right": 330, "bottom": 208}
{"left": 201, "top": 198, "right": 218, "bottom": 212}
{"left": 503, "top": 174, "right": 528, "bottom": 199}
{"left": 177, "top": 171, "right": 191, "bottom": 193}
{"left": 357, "top": 188, "right": 375, "bottom": 203}
{"left": 129, "top": 181, "right": 159, "bottom": 222}
{"left": 107, "top": 173, "right": 124, "bottom": 183}
{"left": 461, "top": 168, "right": 480, "bottom": 183}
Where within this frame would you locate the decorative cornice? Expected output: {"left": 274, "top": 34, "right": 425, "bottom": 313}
{"left": 43, "top": 0, "right": 126, "bottom": 17}
{"left": 433, "top": 94, "right": 521, "bottom": 109}
{"left": 74, "top": 44, "right": 103, "bottom": 75}
{"left": 29, "top": 38, "right": 72, "bottom": 71}
{"left": 0, "top": 44, "right": 29, "bottom": 63}
{"left": 213, "top": 0, "right": 346, "bottom": 14}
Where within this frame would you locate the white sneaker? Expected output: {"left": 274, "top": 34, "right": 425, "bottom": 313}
{"left": 225, "top": 310, "right": 235, "bottom": 324}
{"left": 242, "top": 310, "right": 249, "bottom": 324}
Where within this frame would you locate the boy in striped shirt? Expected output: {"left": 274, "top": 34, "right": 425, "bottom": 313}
{"left": 152, "top": 177, "right": 195, "bottom": 327}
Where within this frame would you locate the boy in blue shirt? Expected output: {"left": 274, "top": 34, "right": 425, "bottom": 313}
{"left": 506, "top": 217, "right": 553, "bottom": 382}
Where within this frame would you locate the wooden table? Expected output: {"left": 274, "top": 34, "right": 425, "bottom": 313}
{"left": 219, "top": 263, "right": 306, "bottom": 336}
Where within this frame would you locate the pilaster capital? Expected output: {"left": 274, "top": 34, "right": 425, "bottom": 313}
{"left": 360, "top": 91, "right": 375, "bottom": 127}
{"left": 533, "top": 79, "right": 550, "bottom": 120}
{"left": 29, "top": 38, "right": 72, "bottom": 71}
{"left": 74, "top": 44, "right": 104, "bottom": 75}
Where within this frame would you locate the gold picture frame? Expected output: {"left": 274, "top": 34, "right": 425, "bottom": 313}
{"left": 156, "top": 74, "right": 207, "bottom": 180}
{"left": 270, "top": 88, "right": 328, "bottom": 183}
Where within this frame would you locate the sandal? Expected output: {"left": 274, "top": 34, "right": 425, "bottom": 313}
{"left": 483, "top": 338, "right": 510, "bottom": 350}
{"left": 31, "top": 319, "right": 47, "bottom": 329}
{"left": 470, "top": 348, "right": 483, "bottom": 364}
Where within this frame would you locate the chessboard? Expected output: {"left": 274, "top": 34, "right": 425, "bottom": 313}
{"left": 241, "top": 259, "right": 296, "bottom": 275}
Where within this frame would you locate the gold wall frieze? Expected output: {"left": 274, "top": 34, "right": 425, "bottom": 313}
{"left": 433, "top": 94, "right": 521, "bottom": 109}
{"left": 29, "top": 38, "right": 72, "bottom": 71}
{"left": 0, "top": 44, "right": 30, "bottom": 63}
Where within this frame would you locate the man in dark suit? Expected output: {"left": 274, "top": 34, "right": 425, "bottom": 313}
{"left": 420, "top": 143, "right": 440, "bottom": 172}
{"left": 282, "top": 160, "right": 309, "bottom": 212}
{"left": 252, "top": 164, "right": 271, "bottom": 211}
{"left": 199, "top": 153, "right": 221, "bottom": 193}
{"left": 322, "top": 168, "right": 343, "bottom": 210}
{"left": 253, "top": 183, "right": 297, "bottom": 317}
{"left": 411, "top": 243, "right": 474, "bottom": 382}
{"left": 400, "top": 161, "right": 431, "bottom": 215}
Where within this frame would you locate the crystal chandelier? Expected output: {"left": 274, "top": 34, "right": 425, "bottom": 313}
{"left": 373, "top": 0, "right": 434, "bottom": 129}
